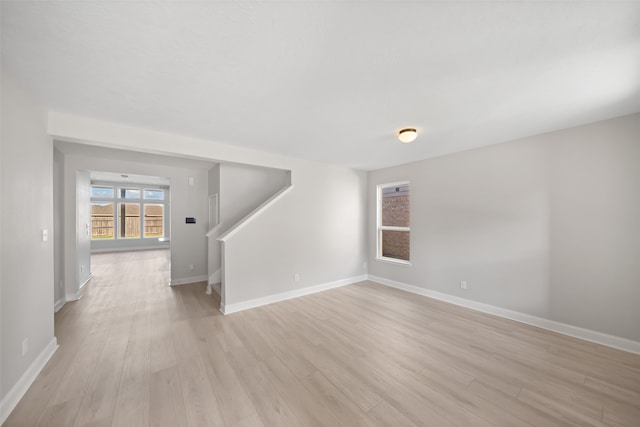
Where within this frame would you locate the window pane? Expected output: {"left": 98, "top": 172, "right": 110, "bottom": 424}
{"left": 118, "top": 203, "right": 140, "bottom": 238}
{"left": 381, "top": 230, "right": 410, "bottom": 261}
{"left": 381, "top": 184, "right": 410, "bottom": 227}
{"left": 143, "top": 189, "right": 164, "bottom": 200}
{"left": 90, "top": 186, "right": 114, "bottom": 198}
{"left": 91, "top": 203, "right": 114, "bottom": 239}
{"left": 119, "top": 188, "right": 141, "bottom": 199}
{"left": 144, "top": 204, "right": 164, "bottom": 238}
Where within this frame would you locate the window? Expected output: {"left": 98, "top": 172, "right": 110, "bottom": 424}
{"left": 144, "top": 189, "right": 164, "bottom": 200}
{"left": 144, "top": 204, "right": 164, "bottom": 237}
{"left": 91, "top": 202, "right": 115, "bottom": 239}
{"left": 119, "top": 187, "right": 141, "bottom": 199}
{"left": 118, "top": 203, "right": 141, "bottom": 238}
{"left": 90, "top": 186, "right": 114, "bottom": 198}
{"left": 90, "top": 184, "right": 167, "bottom": 241}
{"left": 377, "top": 182, "right": 410, "bottom": 264}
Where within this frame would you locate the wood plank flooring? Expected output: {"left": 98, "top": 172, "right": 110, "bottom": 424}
{"left": 4, "top": 249, "right": 640, "bottom": 426}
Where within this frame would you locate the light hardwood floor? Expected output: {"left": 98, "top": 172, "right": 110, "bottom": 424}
{"left": 5, "top": 249, "right": 640, "bottom": 426}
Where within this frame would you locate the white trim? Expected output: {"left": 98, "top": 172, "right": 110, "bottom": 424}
{"left": 65, "top": 292, "right": 81, "bottom": 301}
{"left": 377, "top": 180, "right": 410, "bottom": 189}
{"left": 205, "top": 223, "right": 224, "bottom": 238}
{"left": 91, "top": 244, "right": 169, "bottom": 254}
{"left": 222, "top": 275, "right": 367, "bottom": 315}
{"left": 380, "top": 226, "right": 410, "bottom": 232}
{"left": 54, "top": 298, "right": 65, "bottom": 313}
{"left": 65, "top": 274, "right": 91, "bottom": 302}
{"left": 218, "top": 185, "right": 294, "bottom": 242}
{"left": 368, "top": 275, "right": 640, "bottom": 355}
{"left": 169, "top": 275, "right": 208, "bottom": 286}
{"left": 376, "top": 181, "right": 411, "bottom": 264}
{"left": 208, "top": 193, "right": 219, "bottom": 230}
{"left": 375, "top": 256, "right": 412, "bottom": 267}
{"left": 0, "top": 338, "right": 58, "bottom": 425}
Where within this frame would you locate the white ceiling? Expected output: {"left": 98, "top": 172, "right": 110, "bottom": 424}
{"left": 2, "top": 2, "right": 639, "bottom": 170}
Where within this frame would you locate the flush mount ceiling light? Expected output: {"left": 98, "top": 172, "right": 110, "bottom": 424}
{"left": 397, "top": 128, "right": 417, "bottom": 143}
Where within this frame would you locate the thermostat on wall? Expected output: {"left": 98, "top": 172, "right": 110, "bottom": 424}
{"left": 185, "top": 217, "right": 196, "bottom": 224}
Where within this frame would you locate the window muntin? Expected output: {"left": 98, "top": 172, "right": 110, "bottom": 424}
{"left": 90, "top": 183, "right": 168, "bottom": 240}
{"left": 377, "top": 182, "right": 411, "bottom": 264}
{"left": 118, "top": 203, "right": 141, "bottom": 238}
{"left": 119, "top": 187, "right": 141, "bottom": 199}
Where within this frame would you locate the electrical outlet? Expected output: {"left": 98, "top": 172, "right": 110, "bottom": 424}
{"left": 460, "top": 281, "right": 468, "bottom": 290}
{"left": 22, "top": 338, "right": 28, "bottom": 356}
{"left": 294, "top": 273, "right": 300, "bottom": 282}
{"left": 189, "top": 264, "right": 194, "bottom": 271}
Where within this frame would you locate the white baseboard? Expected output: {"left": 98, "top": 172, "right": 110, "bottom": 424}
{"left": 79, "top": 273, "right": 92, "bottom": 288}
{"left": 54, "top": 298, "right": 65, "bottom": 313}
{"left": 64, "top": 274, "right": 91, "bottom": 302}
{"left": 368, "top": 275, "right": 640, "bottom": 355}
{"left": 91, "top": 245, "right": 169, "bottom": 254}
{"left": 169, "top": 275, "right": 208, "bottom": 287}
{"left": 65, "top": 291, "right": 81, "bottom": 302}
{"left": 222, "top": 275, "right": 367, "bottom": 315}
{"left": 0, "top": 337, "right": 58, "bottom": 424}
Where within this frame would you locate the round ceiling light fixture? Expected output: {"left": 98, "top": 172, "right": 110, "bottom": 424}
{"left": 397, "top": 128, "right": 417, "bottom": 143}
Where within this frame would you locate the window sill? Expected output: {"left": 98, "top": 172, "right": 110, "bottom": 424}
{"left": 376, "top": 256, "right": 412, "bottom": 267}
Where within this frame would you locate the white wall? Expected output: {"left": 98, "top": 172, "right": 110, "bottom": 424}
{"left": 220, "top": 162, "right": 290, "bottom": 230}
{"left": 56, "top": 144, "right": 213, "bottom": 293}
{"left": 548, "top": 115, "right": 640, "bottom": 340}
{"left": 1, "top": 70, "right": 56, "bottom": 417}
{"left": 223, "top": 162, "right": 367, "bottom": 306}
{"left": 76, "top": 171, "right": 92, "bottom": 289}
{"left": 208, "top": 162, "right": 290, "bottom": 282}
{"left": 207, "top": 164, "right": 221, "bottom": 281}
{"left": 368, "top": 113, "right": 640, "bottom": 342}
{"left": 53, "top": 148, "right": 65, "bottom": 309}
{"left": 208, "top": 163, "right": 220, "bottom": 200}
{"left": 48, "top": 113, "right": 369, "bottom": 311}
{"left": 206, "top": 162, "right": 290, "bottom": 279}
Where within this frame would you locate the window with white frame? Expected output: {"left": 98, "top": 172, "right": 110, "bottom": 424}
{"left": 377, "top": 181, "right": 410, "bottom": 264}
{"left": 90, "top": 183, "right": 168, "bottom": 240}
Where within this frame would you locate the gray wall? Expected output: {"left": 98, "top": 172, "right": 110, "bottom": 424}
{"left": 208, "top": 162, "right": 290, "bottom": 280}
{"left": 208, "top": 163, "right": 220, "bottom": 200}
{"left": 223, "top": 162, "right": 367, "bottom": 306}
{"left": 53, "top": 148, "right": 65, "bottom": 308}
{"left": 1, "top": 70, "right": 55, "bottom": 403}
{"left": 207, "top": 164, "right": 221, "bottom": 280}
{"left": 209, "top": 163, "right": 291, "bottom": 281}
{"left": 368, "top": 113, "right": 640, "bottom": 341}
{"left": 220, "top": 162, "right": 291, "bottom": 230}
{"left": 56, "top": 145, "right": 213, "bottom": 292}
{"left": 76, "top": 171, "right": 92, "bottom": 289}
